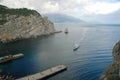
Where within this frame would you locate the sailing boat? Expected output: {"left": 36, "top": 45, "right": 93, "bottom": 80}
{"left": 64, "top": 28, "right": 68, "bottom": 34}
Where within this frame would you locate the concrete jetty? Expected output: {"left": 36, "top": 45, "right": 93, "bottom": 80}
{"left": 0, "top": 53, "right": 24, "bottom": 63}
{"left": 16, "top": 65, "right": 67, "bottom": 80}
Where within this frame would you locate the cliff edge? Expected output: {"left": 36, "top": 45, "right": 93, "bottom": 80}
{"left": 0, "top": 5, "right": 55, "bottom": 43}
{"left": 100, "top": 41, "right": 120, "bottom": 80}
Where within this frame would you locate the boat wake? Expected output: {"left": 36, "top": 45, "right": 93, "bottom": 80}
{"left": 79, "top": 28, "right": 88, "bottom": 43}
{"left": 73, "top": 28, "right": 88, "bottom": 51}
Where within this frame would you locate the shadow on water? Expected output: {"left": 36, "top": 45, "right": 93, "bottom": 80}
{"left": 0, "top": 34, "right": 55, "bottom": 54}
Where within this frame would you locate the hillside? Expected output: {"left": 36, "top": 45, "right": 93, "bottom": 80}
{"left": 0, "top": 5, "right": 40, "bottom": 25}
{"left": 0, "top": 5, "right": 55, "bottom": 43}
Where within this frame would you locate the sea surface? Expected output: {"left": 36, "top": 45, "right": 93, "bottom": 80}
{"left": 0, "top": 23, "right": 120, "bottom": 80}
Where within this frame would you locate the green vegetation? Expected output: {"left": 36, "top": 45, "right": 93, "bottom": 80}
{"left": 0, "top": 5, "right": 40, "bottom": 25}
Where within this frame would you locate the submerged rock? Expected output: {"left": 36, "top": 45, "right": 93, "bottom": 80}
{"left": 100, "top": 40, "right": 120, "bottom": 80}
{"left": 0, "top": 5, "right": 56, "bottom": 43}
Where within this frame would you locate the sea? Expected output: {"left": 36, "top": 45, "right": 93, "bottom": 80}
{"left": 0, "top": 23, "right": 120, "bottom": 80}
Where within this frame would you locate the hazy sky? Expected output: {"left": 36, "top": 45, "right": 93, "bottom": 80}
{"left": 0, "top": 0, "right": 120, "bottom": 23}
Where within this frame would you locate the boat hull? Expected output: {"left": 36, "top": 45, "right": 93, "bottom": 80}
{"left": 73, "top": 45, "right": 80, "bottom": 51}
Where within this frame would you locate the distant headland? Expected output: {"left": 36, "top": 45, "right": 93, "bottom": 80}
{"left": 0, "top": 5, "right": 56, "bottom": 43}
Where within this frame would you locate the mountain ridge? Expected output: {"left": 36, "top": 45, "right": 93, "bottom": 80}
{"left": 43, "top": 13, "right": 84, "bottom": 23}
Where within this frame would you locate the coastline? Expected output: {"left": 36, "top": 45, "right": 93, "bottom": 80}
{"left": 0, "top": 31, "right": 62, "bottom": 44}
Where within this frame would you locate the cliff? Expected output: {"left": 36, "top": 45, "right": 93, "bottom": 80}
{"left": 0, "top": 5, "right": 55, "bottom": 43}
{"left": 100, "top": 41, "right": 120, "bottom": 80}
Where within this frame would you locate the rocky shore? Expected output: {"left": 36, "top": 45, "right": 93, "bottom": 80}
{"left": 0, "top": 5, "right": 56, "bottom": 43}
{"left": 100, "top": 40, "right": 120, "bottom": 80}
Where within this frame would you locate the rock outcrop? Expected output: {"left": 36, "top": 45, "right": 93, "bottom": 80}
{"left": 0, "top": 5, "right": 55, "bottom": 43}
{"left": 113, "top": 41, "right": 120, "bottom": 64}
{"left": 100, "top": 41, "right": 120, "bottom": 80}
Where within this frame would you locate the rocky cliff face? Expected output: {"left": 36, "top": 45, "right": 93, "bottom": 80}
{"left": 0, "top": 5, "right": 55, "bottom": 43}
{"left": 100, "top": 41, "right": 120, "bottom": 80}
{"left": 113, "top": 41, "right": 120, "bottom": 64}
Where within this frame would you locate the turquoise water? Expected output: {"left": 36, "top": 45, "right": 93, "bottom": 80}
{"left": 0, "top": 23, "right": 120, "bottom": 80}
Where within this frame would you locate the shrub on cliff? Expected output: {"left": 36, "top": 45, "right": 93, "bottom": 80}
{"left": 0, "top": 5, "right": 40, "bottom": 25}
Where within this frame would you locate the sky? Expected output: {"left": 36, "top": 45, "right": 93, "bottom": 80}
{"left": 0, "top": 0, "right": 120, "bottom": 23}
